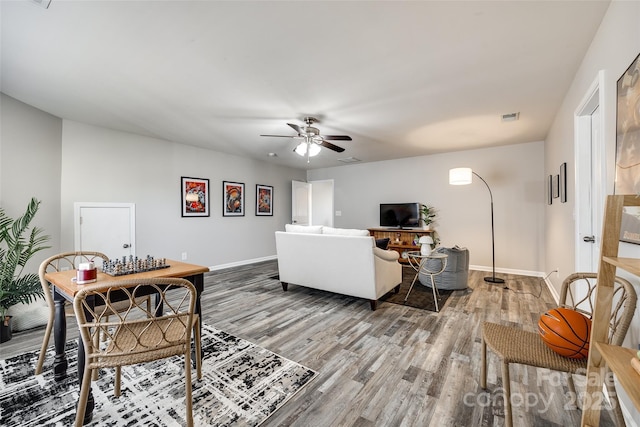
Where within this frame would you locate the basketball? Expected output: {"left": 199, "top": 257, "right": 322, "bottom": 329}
{"left": 538, "top": 307, "right": 592, "bottom": 359}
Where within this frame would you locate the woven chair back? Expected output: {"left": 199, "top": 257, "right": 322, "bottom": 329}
{"left": 559, "top": 272, "right": 637, "bottom": 346}
{"left": 39, "top": 251, "right": 109, "bottom": 310}
{"left": 73, "top": 277, "right": 196, "bottom": 368}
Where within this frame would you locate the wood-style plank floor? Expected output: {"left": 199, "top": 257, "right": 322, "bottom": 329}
{"left": 1, "top": 261, "right": 615, "bottom": 426}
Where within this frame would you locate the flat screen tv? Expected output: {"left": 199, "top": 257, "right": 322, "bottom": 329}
{"left": 379, "top": 203, "right": 421, "bottom": 229}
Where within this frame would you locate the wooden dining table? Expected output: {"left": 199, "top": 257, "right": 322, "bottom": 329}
{"left": 45, "top": 259, "right": 209, "bottom": 425}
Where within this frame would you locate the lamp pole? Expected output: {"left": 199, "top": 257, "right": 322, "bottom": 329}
{"left": 472, "top": 172, "right": 505, "bottom": 284}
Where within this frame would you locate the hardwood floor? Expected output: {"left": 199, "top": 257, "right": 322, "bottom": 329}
{"left": 1, "top": 261, "right": 615, "bottom": 426}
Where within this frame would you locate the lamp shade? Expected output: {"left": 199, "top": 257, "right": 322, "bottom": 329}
{"left": 419, "top": 235, "right": 433, "bottom": 255}
{"left": 418, "top": 235, "right": 433, "bottom": 244}
{"left": 449, "top": 167, "right": 473, "bottom": 185}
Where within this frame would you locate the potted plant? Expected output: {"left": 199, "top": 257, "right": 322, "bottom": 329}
{"left": 420, "top": 204, "right": 437, "bottom": 230}
{"left": 0, "top": 198, "right": 50, "bottom": 342}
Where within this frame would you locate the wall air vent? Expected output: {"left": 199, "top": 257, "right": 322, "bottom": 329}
{"left": 337, "top": 157, "right": 361, "bottom": 164}
{"left": 502, "top": 112, "right": 520, "bottom": 122}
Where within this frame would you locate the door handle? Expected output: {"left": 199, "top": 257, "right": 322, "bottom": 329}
{"left": 583, "top": 236, "right": 596, "bottom": 243}
{"left": 123, "top": 243, "right": 131, "bottom": 248}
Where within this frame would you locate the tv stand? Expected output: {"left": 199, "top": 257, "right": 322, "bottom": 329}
{"left": 368, "top": 228, "right": 435, "bottom": 264}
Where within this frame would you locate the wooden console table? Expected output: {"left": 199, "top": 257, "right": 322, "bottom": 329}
{"left": 368, "top": 228, "right": 435, "bottom": 264}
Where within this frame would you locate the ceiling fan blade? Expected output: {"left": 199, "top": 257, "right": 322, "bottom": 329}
{"left": 287, "top": 123, "right": 303, "bottom": 134}
{"left": 322, "top": 135, "right": 352, "bottom": 141}
{"left": 319, "top": 140, "right": 345, "bottom": 153}
{"left": 260, "top": 134, "right": 297, "bottom": 138}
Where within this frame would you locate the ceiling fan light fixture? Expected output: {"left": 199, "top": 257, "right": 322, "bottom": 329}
{"left": 309, "top": 143, "right": 321, "bottom": 156}
{"left": 294, "top": 142, "right": 321, "bottom": 157}
{"left": 263, "top": 117, "right": 350, "bottom": 157}
{"left": 294, "top": 142, "right": 306, "bottom": 156}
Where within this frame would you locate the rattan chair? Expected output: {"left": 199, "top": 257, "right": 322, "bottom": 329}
{"left": 36, "top": 251, "right": 152, "bottom": 379}
{"left": 481, "top": 272, "right": 636, "bottom": 427}
{"left": 73, "top": 277, "right": 202, "bottom": 427}
{"left": 38, "top": 252, "right": 102, "bottom": 375}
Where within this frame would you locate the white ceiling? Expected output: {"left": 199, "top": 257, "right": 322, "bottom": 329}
{"left": 1, "top": 0, "right": 610, "bottom": 170}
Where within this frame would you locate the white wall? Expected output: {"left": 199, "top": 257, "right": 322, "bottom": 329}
{"left": 0, "top": 94, "right": 307, "bottom": 271}
{"left": 546, "top": 2, "right": 640, "bottom": 303}
{"left": 0, "top": 94, "right": 63, "bottom": 271}
{"left": 59, "top": 121, "right": 306, "bottom": 269}
{"left": 310, "top": 179, "right": 334, "bottom": 227}
{"left": 545, "top": 1, "right": 640, "bottom": 423}
{"left": 545, "top": 0, "right": 640, "bottom": 296}
{"left": 308, "top": 141, "right": 545, "bottom": 275}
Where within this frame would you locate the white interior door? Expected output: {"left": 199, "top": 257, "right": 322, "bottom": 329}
{"left": 310, "top": 179, "right": 334, "bottom": 227}
{"left": 74, "top": 202, "right": 136, "bottom": 260}
{"left": 575, "top": 73, "right": 606, "bottom": 273}
{"left": 291, "top": 181, "right": 311, "bottom": 225}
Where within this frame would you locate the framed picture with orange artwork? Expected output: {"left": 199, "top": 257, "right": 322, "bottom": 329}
{"left": 256, "top": 184, "right": 273, "bottom": 216}
{"left": 223, "top": 181, "right": 244, "bottom": 217}
{"left": 181, "top": 177, "right": 209, "bottom": 217}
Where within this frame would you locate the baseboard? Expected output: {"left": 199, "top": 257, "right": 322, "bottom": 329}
{"left": 614, "top": 381, "right": 640, "bottom": 427}
{"left": 209, "top": 259, "right": 563, "bottom": 306}
{"left": 209, "top": 255, "right": 277, "bottom": 272}
{"left": 468, "top": 264, "right": 545, "bottom": 278}
{"left": 621, "top": 402, "right": 639, "bottom": 427}
{"left": 469, "top": 264, "right": 560, "bottom": 303}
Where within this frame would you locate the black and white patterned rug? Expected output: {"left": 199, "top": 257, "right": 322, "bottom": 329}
{"left": 0, "top": 324, "right": 316, "bottom": 426}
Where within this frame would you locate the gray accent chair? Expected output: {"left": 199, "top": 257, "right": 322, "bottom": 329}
{"left": 419, "top": 246, "right": 469, "bottom": 290}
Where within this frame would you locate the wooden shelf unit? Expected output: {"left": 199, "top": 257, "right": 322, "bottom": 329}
{"left": 368, "top": 228, "right": 435, "bottom": 264}
{"left": 582, "top": 195, "right": 640, "bottom": 426}
{"left": 595, "top": 343, "right": 640, "bottom": 409}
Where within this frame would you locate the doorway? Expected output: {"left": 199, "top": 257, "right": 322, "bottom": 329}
{"left": 574, "top": 71, "right": 607, "bottom": 272}
{"left": 310, "top": 180, "right": 334, "bottom": 227}
{"left": 290, "top": 180, "right": 334, "bottom": 226}
{"left": 291, "top": 181, "right": 311, "bottom": 225}
{"left": 74, "top": 202, "right": 136, "bottom": 260}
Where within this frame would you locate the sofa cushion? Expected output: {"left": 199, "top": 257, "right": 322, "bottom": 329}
{"left": 285, "top": 224, "right": 323, "bottom": 234}
{"left": 373, "top": 246, "right": 399, "bottom": 261}
{"left": 322, "top": 226, "right": 370, "bottom": 236}
{"left": 375, "top": 237, "right": 390, "bottom": 250}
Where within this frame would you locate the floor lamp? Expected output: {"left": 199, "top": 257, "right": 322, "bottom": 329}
{"left": 449, "top": 168, "right": 505, "bottom": 284}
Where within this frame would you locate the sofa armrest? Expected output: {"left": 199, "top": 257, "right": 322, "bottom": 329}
{"left": 373, "top": 247, "right": 400, "bottom": 262}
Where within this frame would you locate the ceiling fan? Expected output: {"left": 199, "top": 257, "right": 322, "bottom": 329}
{"left": 260, "top": 117, "right": 351, "bottom": 161}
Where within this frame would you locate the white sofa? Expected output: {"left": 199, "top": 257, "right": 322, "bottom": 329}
{"left": 275, "top": 224, "right": 403, "bottom": 310}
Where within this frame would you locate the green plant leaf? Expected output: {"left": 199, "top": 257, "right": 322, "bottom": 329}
{"left": 0, "top": 198, "right": 50, "bottom": 318}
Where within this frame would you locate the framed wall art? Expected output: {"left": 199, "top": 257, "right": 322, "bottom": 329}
{"left": 552, "top": 174, "right": 559, "bottom": 199}
{"left": 256, "top": 184, "right": 273, "bottom": 216}
{"left": 223, "top": 181, "right": 244, "bottom": 216}
{"left": 615, "top": 52, "right": 640, "bottom": 244}
{"left": 560, "top": 162, "right": 567, "bottom": 203}
{"left": 181, "top": 177, "right": 209, "bottom": 217}
{"left": 547, "top": 175, "right": 553, "bottom": 205}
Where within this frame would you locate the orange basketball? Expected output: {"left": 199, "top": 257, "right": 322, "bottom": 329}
{"left": 538, "top": 307, "right": 592, "bottom": 359}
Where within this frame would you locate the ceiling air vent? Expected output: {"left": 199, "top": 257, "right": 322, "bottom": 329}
{"left": 30, "top": 0, "right": 51, "bottom": 8}
{"left": 337, "top": 157, "right": 361, "bottom": 164}
{"left": 502, "top": 112, "right": 520, "bottom": 122}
